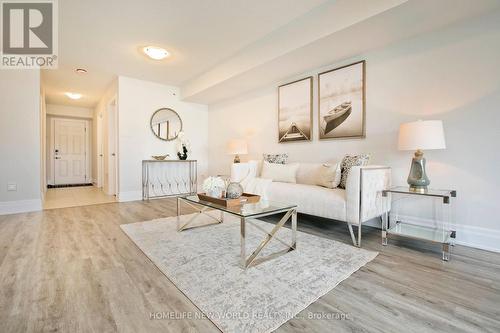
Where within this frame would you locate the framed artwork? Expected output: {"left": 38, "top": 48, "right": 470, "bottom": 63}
{"left": 278, "top": 76, "right": 312, "bottom": 143}
{"left": 318, "top": 60, "right": 365, "bottom": 139}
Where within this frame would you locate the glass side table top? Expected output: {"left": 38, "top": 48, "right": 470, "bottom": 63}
{"left": 383, "top": 186, "right": 456, "bottom": 202}
{"left": 182, "top": 195, "right": 297, "bottom": 218}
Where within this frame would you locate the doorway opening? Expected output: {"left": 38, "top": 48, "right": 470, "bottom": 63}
{"left": 42, "top": 103, "right": 116, "bottom": 210}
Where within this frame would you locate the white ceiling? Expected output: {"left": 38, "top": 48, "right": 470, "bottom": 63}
{"left": 182, "top": 0, "right": 500, "bottom": 104}
{"left": 42, "top": 0, "right": 500, "bottom": 108}
{"left": 42, "top": 0, "right": 328, "bottom": 107}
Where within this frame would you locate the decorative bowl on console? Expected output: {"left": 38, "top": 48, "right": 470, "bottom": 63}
{"left": 152, "top": 155, "right": 169, "bottom": 160}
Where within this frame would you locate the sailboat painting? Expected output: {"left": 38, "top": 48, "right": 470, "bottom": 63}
{"left": 319, "top": 61, "right": 365, "bottom": 139}
{"left": 278, "top": 77, "right": 312, "bottom": 143}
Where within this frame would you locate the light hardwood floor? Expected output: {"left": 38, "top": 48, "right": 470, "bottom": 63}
{"left": 1, "top": 199, "right": 499, "bottom": 332}
{"left": 43, "top": 186, "right": 116, "bottom": 210}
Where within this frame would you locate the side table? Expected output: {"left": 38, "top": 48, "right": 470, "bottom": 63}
{"left": 382, "top": 186, "right": 457, "bottom": 261}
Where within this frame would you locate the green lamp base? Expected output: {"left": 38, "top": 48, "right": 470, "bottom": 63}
{"left": 407, "top": 149, "right": 430, "bottom": 192}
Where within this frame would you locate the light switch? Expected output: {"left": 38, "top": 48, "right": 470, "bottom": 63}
{"left": 7, "top": 183, "right": 17, "bottom": 191}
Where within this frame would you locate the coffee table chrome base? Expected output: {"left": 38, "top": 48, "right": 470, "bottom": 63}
{"left": 177, "top": 197, "right": 297, "bottom": 269}
{"left": 177, "top": 198, "right": 224, "bottom": 231}
{"left": 241, "top": 208, "right": 297, "bottom": 268}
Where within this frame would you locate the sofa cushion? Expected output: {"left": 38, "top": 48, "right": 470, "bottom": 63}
{"left": 316, "top": 163, "right": 342, "bottom": 189}
{"left": 295, "top": 163, "right": 323, "bottom": 185}
{"left": 267, "top": 182, "right": 346, "bottom": 221}
{"left": 261, "top": 161, "right": 299, "bottom": 183}
{"left": 296, "top": 162, "right": 341, "bottom": 188}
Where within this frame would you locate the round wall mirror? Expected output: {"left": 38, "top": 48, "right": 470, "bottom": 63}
{"left": 150, "top": 108, "right": 182, "bottom": 141}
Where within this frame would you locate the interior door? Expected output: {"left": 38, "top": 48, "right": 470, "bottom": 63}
{"left": 54, "top": 118, "right": 87, "bottom": 185}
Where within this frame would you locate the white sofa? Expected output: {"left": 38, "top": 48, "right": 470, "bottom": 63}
{"left": 231, "top": 161, "right": 391, "bottom": 247}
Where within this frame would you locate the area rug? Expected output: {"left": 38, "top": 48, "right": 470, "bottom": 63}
{"left": 121, "top": 213, "right": 377, "bottom": 333}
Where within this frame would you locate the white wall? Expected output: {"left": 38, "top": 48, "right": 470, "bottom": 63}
{"left": 46, "top": 104, "right": 93, "bottom": 118}
{"left": 0, "top": 70, "right": 42, "bottom": 214}
{"left": 93, "top": 79, "right": 118, "bottom": 190}
{"left": 118, "top": 76, "right": 209, "bottom": 201}
{"left": 207, "top": 12, "right": 500, "bottom": 252}
{"left": 40, "top": 87, "right": 47, "bottom": 198}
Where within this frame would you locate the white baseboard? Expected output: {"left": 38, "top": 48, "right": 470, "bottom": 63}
{"left": 451, "top": 225, "right": 500, "bottom": 253}
{"left": 383, "top": 214, "right": 500, "bottom": 253}
{"left": 118, "top": 191, "right": 142, "bottom": 202}
{"left": 0, "top": 199, "right": 42, "bottom": 215}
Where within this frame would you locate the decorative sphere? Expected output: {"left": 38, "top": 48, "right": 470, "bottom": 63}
{"left": 226, "top": 182, "right": 243, "bottom": 199}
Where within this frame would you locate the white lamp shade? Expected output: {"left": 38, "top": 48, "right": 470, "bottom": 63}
{"left": 398, "top": 120, "right": 446, "bottom": 151}
{"left": 227, "top": 139, "right": 248, "bottom": 155}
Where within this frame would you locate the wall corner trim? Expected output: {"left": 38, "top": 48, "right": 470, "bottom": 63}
{"left": 118, "top": 191, "right": 143, "bottom": 202}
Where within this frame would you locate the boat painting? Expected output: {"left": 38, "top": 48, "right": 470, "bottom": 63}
{"left": 323, "top": 101, "right": 352, "bottom": 134}
{"left": 318, "top": 61, "right": 365, "bottom": 139}
{"left": 278, "top": 77, "right": 312, "bottom": 143}
{"left": 279, "top": 122, "right": 309, "bottom": 142}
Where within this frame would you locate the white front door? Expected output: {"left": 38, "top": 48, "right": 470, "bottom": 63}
{"left": 54, "top": 119, "right": 88, "bottom": 185}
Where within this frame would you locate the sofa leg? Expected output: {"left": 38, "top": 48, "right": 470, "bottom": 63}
{"left": 347, "top": 224, "right": 362, "bottom": 247}
{"left": 357, "top": 224, "right": 362, "bottom": 248}
{"left": 347, "top": 224, "right": 357, "bottom": 246}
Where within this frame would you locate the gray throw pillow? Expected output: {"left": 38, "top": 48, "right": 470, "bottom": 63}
{"left": 263, "top": 153, "right": 288, "bottom": 164}
{"left": 338, "top": 154, "right": 370, "bottom": 189}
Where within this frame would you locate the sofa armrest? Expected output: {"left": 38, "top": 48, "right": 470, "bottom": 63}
{"left": 230, "top": 160, "right": 261, "bottom": 182}
{"left": 231, "top": 162, "right": 251, "bottom": 182}
{"left": 346, "top": 165, "right": 391, "bottom": 225}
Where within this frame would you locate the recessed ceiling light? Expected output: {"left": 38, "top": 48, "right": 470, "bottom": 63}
{"left": 75, "top": 68, "right": 87, "bottom": 74}
{"left": 143, "top": 46, "right": 170, "bottom": 60}
{"left": 65, "top": 92, "right": 82, "bottom": 100}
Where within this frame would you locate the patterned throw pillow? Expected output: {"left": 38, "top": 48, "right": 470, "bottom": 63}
{"left": 263, "top": 153, "right": 288, "bottom": 164}
{"left": 338, "top": 154, "right": 370, "bottom": 189}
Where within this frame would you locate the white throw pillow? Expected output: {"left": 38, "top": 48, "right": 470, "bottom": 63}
{"left": 261, "top": 161, "right": 299, "bottom": 183}
{"left": 315, "top": 163, "right": 341, "bottom": 189}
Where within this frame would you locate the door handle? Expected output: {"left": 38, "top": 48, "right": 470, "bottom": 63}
{"left": 55, "top": 157, "right": 61, "bottom": 159}
{"left": 111, "top": 153, "right": 116, "bottom": 156}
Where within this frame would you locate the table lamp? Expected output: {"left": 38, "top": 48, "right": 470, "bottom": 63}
{"left": 398, "top": 120, "right": 446, "bottom": 192}
{"left": 227, "top": 139, "right": 248, "bottom": 163}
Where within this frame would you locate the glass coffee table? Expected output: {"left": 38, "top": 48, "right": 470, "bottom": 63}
{"left": 177, "top": 195, "right": 297, "bottom": 269}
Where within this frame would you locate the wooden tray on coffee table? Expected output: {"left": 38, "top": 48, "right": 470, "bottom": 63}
{"left": 197, "top": 193, "right": 260, "bottom": 207}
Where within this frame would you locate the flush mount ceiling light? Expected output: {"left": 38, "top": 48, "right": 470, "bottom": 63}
{"left": 143, "top": 46, "right": 170, "bottom": 60}
{"left": 75, "top": 68, "right": 87, "bottom": 74}
{"left": 65, "top": 92, "right": 82, "bottom": 100}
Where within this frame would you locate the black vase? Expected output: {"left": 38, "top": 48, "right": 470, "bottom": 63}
{"left": 177, "top": 145, "right": 188, "bottom": 160}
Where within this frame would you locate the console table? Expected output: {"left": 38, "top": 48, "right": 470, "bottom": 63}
{"left": 142, "top": 160, "right": 197, "bottom": 200}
